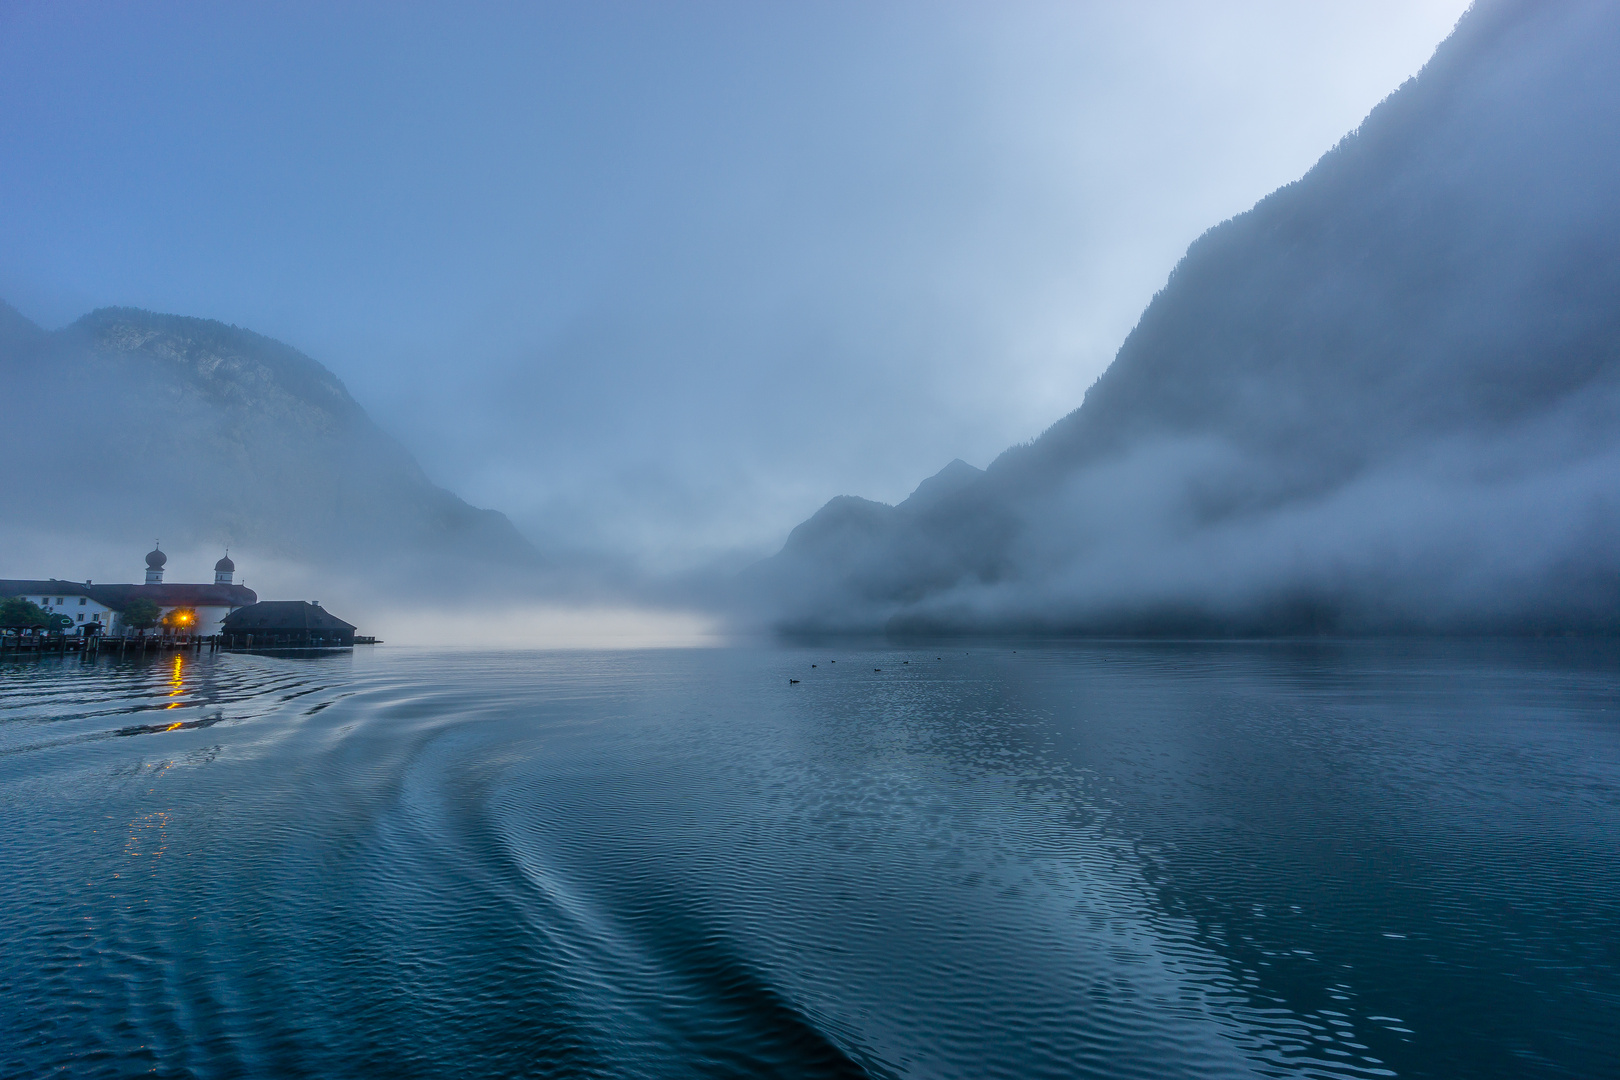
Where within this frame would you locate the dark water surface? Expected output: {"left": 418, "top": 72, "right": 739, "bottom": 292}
{"left": 2, "top": 642, "right": 1617, "bottom": 1079}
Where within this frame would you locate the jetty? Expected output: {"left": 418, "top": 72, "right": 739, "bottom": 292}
{"left": 0, "top": 630, "right": 204, "bottom": 659}
{"left": 2, "top": 630, "right": 380, "bottom": 659}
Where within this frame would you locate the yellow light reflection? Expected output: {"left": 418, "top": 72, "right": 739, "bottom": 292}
{"left": 125, "top": 810, "right": 171, "bottom": 862}
{"left": 165, "top": 721, "right": 183, "bottom": 731}
{"left": 166, "top": 654, "right": 185, "bottom": 709}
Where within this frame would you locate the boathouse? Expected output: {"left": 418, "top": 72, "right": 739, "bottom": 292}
{"left": 221, "top": 601, "right": 356, "bottom": 648}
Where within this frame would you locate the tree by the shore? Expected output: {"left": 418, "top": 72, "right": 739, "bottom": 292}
{"left": 121, "top": 598, "right": 162, "bottom": 633}
{"left": 0, "top": 596, "right": 56, "bottom": 628}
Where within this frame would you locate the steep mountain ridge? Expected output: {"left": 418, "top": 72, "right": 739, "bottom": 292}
{"left": 0, "top": 303, "right": 535, "bottom": 580}
{"left": 70, "top": 307, "right": 368, "bottom": 427}
{"left": 753, "top": 0, "right": 1620, "bottom": 635}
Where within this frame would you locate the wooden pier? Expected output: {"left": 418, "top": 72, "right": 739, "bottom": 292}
{"left": 2, "top": 631, "right": 380, "bottom": 659}
{"left": 1, "top": 632, "right": 210, "bottom": 659}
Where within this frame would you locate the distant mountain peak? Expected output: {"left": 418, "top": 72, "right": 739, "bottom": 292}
{"left": 0, "top": 298, "right": 46, "bottom": 354}
{"left": 901, "top": 459, "right": 984, "bottom": 511}
{"left": 780, "top": 495, "right": 896, "bottom": 556}
{"left": 750, "top": 0, "right": 1620, "bottom": 636}
{"left": 1, "top": 300, "right": 537, "bottom": 581}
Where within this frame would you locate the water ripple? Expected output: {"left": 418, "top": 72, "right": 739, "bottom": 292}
{"left": 1, "top": 642, "right": 1617, "bottom": 1078}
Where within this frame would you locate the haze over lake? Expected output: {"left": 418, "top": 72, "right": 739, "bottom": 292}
{"left": 1, "top": 0, "right": 1478, "bottom": 625}
{"left": 4, "top": 1, "right": 1619, "bottom": 1076}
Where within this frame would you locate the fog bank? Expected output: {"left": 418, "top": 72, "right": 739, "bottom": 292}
{"left": 748, "top": 0, "right": 1620, "bottom": 637}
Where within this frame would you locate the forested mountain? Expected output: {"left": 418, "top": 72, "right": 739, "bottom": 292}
{"left": 0, "top": 301, "right": 535, "bottom": 582}
{"left": 750, "top": 0, "right": 1620, "bottom": 635}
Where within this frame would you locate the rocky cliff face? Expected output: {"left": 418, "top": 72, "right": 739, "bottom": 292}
{"left": 0, "top": 301, "right": 536, "bottom": 580}
{"left": 751, "top": 0, "right": 1620, "bottom": 635}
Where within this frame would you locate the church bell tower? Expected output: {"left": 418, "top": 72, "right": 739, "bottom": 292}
{"left": 144, "top": 542, "right": 166, "bottom": 584}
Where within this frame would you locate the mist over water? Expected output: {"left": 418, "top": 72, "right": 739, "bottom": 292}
{"left": 747, "top": 0, "right": 1620, "bottom": 638}
{"left": 6, "top": 3, "right": 1619, "bottom": 1076}
{"left": 11, "top": 3, "right": 1609, "bottom": 644}
{"left": 5, "top": 644, "right": 1617, "bottom": 1078}
{"left": 0, "top": 1, "right": 1472, "bottom": 594}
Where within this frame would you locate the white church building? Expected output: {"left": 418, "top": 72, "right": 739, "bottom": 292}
{"left": 1, "top": 544, "right": 258, "bottom": 636}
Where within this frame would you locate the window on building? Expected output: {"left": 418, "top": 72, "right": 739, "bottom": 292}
{"left": 77, "top": 614, "right": 84, "bottom": 622}
{"left": 79, "top": 597, "right": 86, "bottom": 605}
{"left": 55, "top": 597, "right": 63, "bottom": 605}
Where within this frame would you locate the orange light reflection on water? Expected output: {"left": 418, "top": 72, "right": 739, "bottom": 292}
{"left": 166, "top": 654, "right": 185, "bottom": 711}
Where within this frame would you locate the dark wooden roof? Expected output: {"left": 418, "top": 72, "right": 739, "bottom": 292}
{"left": 222, "top": 601, "right": 357, "bottom": 633}
{"left": 0, "top": 580, "right": 258, "bottom": 609}
{"left": 0, "top": 579, "right": 95, "bottom": 598}
{"left": 88, "top": 583, "right": 258, "bottom": 609}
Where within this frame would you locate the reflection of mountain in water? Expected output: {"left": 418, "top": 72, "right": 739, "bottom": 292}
{"left": 0, "top": 301, "right": 535, "bottom": 577}
{"left": 751, "top": 0, "right": 1620, "bottom": 635}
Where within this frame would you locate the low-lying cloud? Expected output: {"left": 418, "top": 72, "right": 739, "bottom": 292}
{"left": 744, "top": 0, "right": 1620, "bottom": 637}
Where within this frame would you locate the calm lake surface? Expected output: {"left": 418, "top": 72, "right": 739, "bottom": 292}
{"left": 2, "top": 642, "right": 1617, "bottom": 1079}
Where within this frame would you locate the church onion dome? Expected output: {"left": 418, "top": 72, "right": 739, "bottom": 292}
{"left": 215, "top": 554, "right": 235, "bottom": 572}
{"left": 145, "top": 546, "right": 167, "bottom": 569}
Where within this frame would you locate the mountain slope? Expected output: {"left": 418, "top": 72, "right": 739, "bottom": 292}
{"left": 0, "top": 303, "right": 535, "bottom": 578}
{"left": 752, "top": 0, "right": 1620, "bottom": 635}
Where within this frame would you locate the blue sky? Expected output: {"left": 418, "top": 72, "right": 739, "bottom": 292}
{"left": 0, "top": 1, "right": 1469, "bottom": 569}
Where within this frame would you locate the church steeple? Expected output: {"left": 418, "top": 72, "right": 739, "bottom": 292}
{"left": 214, "top": 550, "right": 235, "bottom": 585}
{"left": 144, "top": 541, "right": 167, "bottom": 584}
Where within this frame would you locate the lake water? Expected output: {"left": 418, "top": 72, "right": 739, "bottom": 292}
{"left": 2, "top": 642, "right": 1617, "bottom": 1079}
